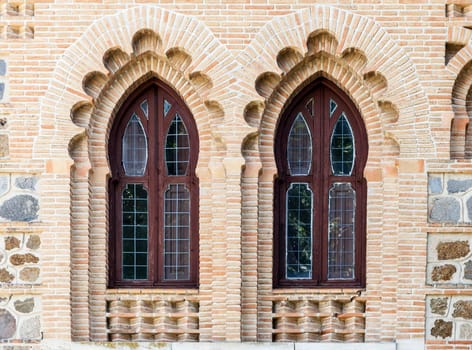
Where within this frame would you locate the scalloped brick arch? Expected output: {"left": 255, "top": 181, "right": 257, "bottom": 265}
{"left": 237, "top": 6, "right": 433, "bottom": 341}
{"left": 35, "top": 6, "right": 240, "bottom": 342}
{"left": 238, "top": 6, "right": 434, "bottom": 157}
{"left": 37, "top": 6, "right": 233, "bottom": 162}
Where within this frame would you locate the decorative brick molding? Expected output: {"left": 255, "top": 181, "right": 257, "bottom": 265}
{"left": 106, "top": 296, "right": 199, "bottom": 342}
{"left": 25, "top": 2, "right": 441, "bottom": 346}
{"left": 239, "top": 7, "right": 431, "bottom": 342}
{"left": 271, "top": 296, "right": 365, "bottom": 342}
{"left": 38, "top": 7, "right": 245, "bottom": 342}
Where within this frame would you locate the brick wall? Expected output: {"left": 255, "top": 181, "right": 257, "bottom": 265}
{"left": 0, "top": 0, "right": 470, "bottom": 349}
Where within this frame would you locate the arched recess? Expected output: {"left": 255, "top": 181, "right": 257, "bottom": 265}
{"left": 238, "top": 6, "right": 433, "bottom": 341}
{"left": 447, "top": 42, "right": 472, "bottom": 159}
{"left": 37, "top": 7, "right": 237, "bottom": 342}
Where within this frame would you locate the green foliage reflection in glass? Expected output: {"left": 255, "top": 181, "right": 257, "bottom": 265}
{"left": 122, "top": 183, "right": 148, "bottom": 280}
{"left": 327, "top": 183, "right": 355, "bottom": 279}
{"left": 165, "top": 114, "right": 190, "bottom": 176}
{"left": 286, "top": 183, "right": 313, "bottom": 279}
{"left": 330, "top": 113, "right": 354, "bottom": 176}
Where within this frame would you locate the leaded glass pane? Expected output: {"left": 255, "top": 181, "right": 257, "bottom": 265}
{"left": 164, "top": 99, "right": 172, "bottom": 117}
{"left": 330, "top": 99, "right": 337, "bottom": 118}
{"left": 306, "top": 97, "right": 314, "bottom": 118}
{"left": 328, "top": 183, "right": 355, "bottom": 280}
{"left": 122, "top": 114, "right": 148, "bottom": 176}
{"left": 122, "top": 183, "right": 148, "bottom": 280}
{"left": 330, "top": 113, "right": 355, "bottom": 176}
{"left": 164, "top": 184, "right": 191, "bottom": 280}
{"left": 287, "top": 113, "right": 312, "bottom": 176}
{"left": 286, "top": 183, "right": 313, "bottom": 279}
{"left": 140, "top": 99, "right": 149, "bottom": 119}
{"left": 165, "top": 114, "right": 190, "bottom": 176}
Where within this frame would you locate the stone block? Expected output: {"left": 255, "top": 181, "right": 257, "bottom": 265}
{"left": 19, "top": 267, "right": 39, "bottom": 282}
{"left": 430, "top": 319, "right": 453, "bottom": 339}
{"left": 431, "top": 264, "right": 457, "bottom": 281}
{"left": 0, "top": 60, "right": 7, "bottom": 76}
{"left": 448, "top": 179, "right": 472, "bottom": 193}
{"left": 0, "top": 134, "right": 8, "bottom": 157}
{"left": 429, "top": 176, "right": 443, "bottom": 194}
{"left": 14, "top": 298, "right": 35, "bottom": 314}
{"left": 437, "top": 240, "right": 470, "bottom": 260}
{"left": 458, "top": 322, "right": 472, "bottom": 340}
{"left": 0, "top": 195, "right": 39, "bottom": 221}
{"left": 430, "top": 197, "right": 460, "bottom": 223}
{"left": 26, "top": 235, "right": 40, "bottom": 250}
{"left": 4, "top": 236, "right": 20, "bottom": 250}
{"left": 0, "top": 176, "right": 9, "bottom": 197}
{"left": 0, "top": 268, "right": 14, "bottom": 283}
{"left": 453, "top": 300, "right": 472, "bottom": 319}
{"left": 0, "top": 309, "right": 16, "bottom": 339}
{"left": 19, "top": 315, "right": 40, "bottom": 339}
{"left": 464, "top": 260, "right": 472, "bottom": 280}
{"left": 466, "top": 196, "right": 472, "bottom": 223}
{"left": 10, "top": 253, "right": 39, "bottom": 266}
{"left": 14, "top": 177, "right": 37, "bottom": 191}
{"left": 430, "top": 297, "right": 448, "bottom": 316}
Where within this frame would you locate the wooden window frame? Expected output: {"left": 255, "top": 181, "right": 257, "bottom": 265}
{"left": 273, "top": 78, "right": 368, "bottom": 289}
{"left": 108, "top": 79, "right": 199, "bottom": 288}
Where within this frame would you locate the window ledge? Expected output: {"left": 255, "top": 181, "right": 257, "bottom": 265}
{"left": 106, "top": 288, "right": 199, "bottom": 297}
{"left": 270, "top": 288, "right": 365, "bottom": 296}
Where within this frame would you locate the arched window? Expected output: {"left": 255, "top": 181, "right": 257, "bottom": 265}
{"left": 273, "top": 78, "right": 367, "bottom": 288}
{"left": 108, "top": 79, "right": 199, "bottom": 288}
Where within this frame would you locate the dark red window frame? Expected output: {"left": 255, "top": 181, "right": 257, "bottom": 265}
{"left": 108, "top": 79, "right": 199, "bottom": 288}
{"left": 273, "top": 78, "right": 368, "bottom": 288}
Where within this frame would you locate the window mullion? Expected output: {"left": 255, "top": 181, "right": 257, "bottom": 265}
{"left": 151, "top": 86, "right": 162, "bottom": 285}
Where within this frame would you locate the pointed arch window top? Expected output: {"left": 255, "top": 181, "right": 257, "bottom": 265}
{"left": 140, "top": 99, "right": 149, "bottom": 119}
{"left": 165, "top": 113, "right": 190, "bottom": 176}
{"left": 287, "top": 113, "right": 312, "bottom": 176}
{"left": 330, "top": 113, "right": 355, "bottom": 176}
{"left": 109, "top": 79, "right": 199, "bottom": 288}
{"left": 274, "top": 78, "right": 367, "bottom": 289}
{"left": 305, "top": 97, "right": 315, "bottom": 118}
{"left": 164, "top": 99, "right": 172, "bottom": 117}
{"left": 329, "top": 99, "right": 337, "bottom": 118}
{"left": 122, "top": 114, "right": 148, "bottom": 176}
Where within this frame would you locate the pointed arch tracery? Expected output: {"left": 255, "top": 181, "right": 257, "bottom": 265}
{"left": 273, "top": 77, "right": 367, "bottom": 288}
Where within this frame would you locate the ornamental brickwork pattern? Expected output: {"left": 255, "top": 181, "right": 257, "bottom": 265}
{"left": 1, "top": 1, "right": 472, "bottom": 349}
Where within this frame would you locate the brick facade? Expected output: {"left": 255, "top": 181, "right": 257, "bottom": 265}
{"left": 1, "top": 0, "right": 472, "bottom": 348}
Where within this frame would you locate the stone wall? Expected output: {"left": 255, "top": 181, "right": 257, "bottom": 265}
{"left": 427, "top": 233, "right": 472, "bottom": 285}
{"left": 1, "top": 0, "right": 472, "bottom": 348}
{"left": 0, "top": 175, "right": 39, "bottom": 223}
{"left": 0, "top": 173, "right": 41, "bottom": 343}
{"left": 0, "top": 232, "right": 40, "bottom": 285}
{"left": 427, "top": 295, "right": 472, "bottom": 341}
{"left": 429, "top": 174, "right": 472, "bottom": 224}
{"left": 0, "top": 294, "right": 41, "bottom": 341}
